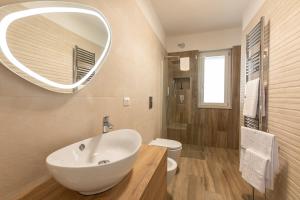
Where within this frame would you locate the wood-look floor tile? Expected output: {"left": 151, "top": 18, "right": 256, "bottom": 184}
{"left": 168, "top": 145, "right": 265, "bottom": 200}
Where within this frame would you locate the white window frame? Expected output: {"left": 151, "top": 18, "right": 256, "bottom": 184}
{"left": 198, "top": 49, "right": 232, "bottom": 109}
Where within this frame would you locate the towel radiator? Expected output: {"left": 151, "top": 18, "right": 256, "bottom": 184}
{"left": 73, "top": 45, "right": 96, "bottom": 87}
{"left": 244, "top": 16, "right": 269, "bottom": 132}
{"left": 244, "top": 16, "right": 270, "bottom": 200}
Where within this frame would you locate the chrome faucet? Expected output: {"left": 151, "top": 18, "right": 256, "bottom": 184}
{"left": 103, "top": 115, "right": 113, "bottom": 133}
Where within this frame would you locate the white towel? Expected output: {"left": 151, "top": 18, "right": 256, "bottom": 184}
{"left": 242, "top": 148, "right": 268, "bottom": 193}
{"left": 243, "top": 78, "right": 260, "bottom": 118}
{"left": 240, "top": 126, "right": 260, "bottom": 171}
{"left": 241, "top": 126, "right": 257, "bottom": 149}
{"left": 266, "top": 138, "right": 279, "bottom": 189}
{"left": 240, "top": 126, "right": 256, "bottom": 172}
{"left": 240, "top": 127, "right": 279, "bottom": 190}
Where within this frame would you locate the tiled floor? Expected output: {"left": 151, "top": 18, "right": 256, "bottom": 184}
{"left": 167, "top": 144, "right": 265, "bottom": 200}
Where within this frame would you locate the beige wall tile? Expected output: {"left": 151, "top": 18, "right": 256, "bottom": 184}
{"left": 0, "top": 0, "right": 166, "bottom": 199}
{"left": 241, "top": 0, "right": 300, "bottom": 199}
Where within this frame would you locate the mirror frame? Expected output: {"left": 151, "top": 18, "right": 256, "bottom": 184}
{"left": 0, "top": 2, "right": 112, "bottom": 92}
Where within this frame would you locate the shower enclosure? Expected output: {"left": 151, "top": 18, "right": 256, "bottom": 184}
{"left": 166, "top": 51, "right": 195, "bottom": 144}
{"left": 165, "top": 48, "right": 241, "bottom": 149}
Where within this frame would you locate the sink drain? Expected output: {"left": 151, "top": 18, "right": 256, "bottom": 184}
{"left": 98, "top": 160, "right": 110, "bottom": 165}
{"left": 79, "top": 144, "right": 85, "bottom": 151}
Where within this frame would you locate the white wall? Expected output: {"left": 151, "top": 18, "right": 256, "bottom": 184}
{"left": 242, "top": 0, "right": 266, "bottom": 30}
{"left": 136, "top": 0, "right": 166, "bottom": 46}
{"left": 43, "top": 13, "right": 107, "bottom": 47}
{"left": 166, "top": 27, "right": 242, "bottom": 52}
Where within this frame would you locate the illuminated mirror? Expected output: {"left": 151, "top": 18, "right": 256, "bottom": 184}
{"left": 0, "top": 1, "right": 111, "bottom": 93}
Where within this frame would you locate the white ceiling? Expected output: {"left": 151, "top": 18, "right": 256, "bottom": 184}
{"left": 151, "top": 0, "right": 250, "bottom": 36}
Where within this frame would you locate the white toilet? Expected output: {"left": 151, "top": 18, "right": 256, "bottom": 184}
{"left": 149, "top": 138, "right": 182, "bottom": 184}
{"left": 167, "top": 158, "right": 177, "bottom": 184}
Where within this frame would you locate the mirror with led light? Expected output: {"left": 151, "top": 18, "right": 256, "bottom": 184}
{"left": 0, "top": 1, "right": 111, "bottom": 93}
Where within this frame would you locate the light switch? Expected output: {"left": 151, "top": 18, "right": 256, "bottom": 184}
{"left": 123, "top": 96, "right": 130, "bottom": 107}
{"left": 149, "top": 96, "right": 153, "bottom": 109}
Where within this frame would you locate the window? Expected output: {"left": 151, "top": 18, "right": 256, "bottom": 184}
{"left": 198, "top": 50, "right": 232, "bottom": 109}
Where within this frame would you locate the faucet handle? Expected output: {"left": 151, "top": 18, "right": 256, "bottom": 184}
{"left": 108, "top": 123, "right": 113, "bottom": 129}
{"left": 103, "top": 115, "right": 113, "bottom": 133}
{"left": 103, "top": 115, "right": 109, "bottom": 122}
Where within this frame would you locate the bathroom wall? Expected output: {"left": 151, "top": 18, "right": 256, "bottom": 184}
{"left": 0, "top": 0, "right": 166, "bottom": 199}
{"left": 192, "top": 46, "right": 241, "bottom": 149}
{"left": 167, "top": 46, "right": 241, "bottom": 149}
{"left": 166, "top": 27, "right": 242, "bottom": 52}
{"left": 242, "top": 0, "right": 266, "bottom": 30}
{"left": 135, "top": 0, "right": 166, "bottom": 46}
{"left": 6, "top": 12, "right": 102, "bottom": 86}
{"left": 241, "top": 0, "right": 300, "bottom": 199}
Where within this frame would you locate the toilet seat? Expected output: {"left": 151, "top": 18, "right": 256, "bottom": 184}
{"left": 149, "top": 138, "right": 182, "bottom": 165}
{"left": 149, "top": 138, "right": 182, "bottom": 150}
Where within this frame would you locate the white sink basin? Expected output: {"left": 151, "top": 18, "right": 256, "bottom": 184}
{"left": 46, "top": 129, "right": 142, "bottom": 195}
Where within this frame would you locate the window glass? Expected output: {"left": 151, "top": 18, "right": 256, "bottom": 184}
{"left": 203, "top": 56, "right": 225, "bottom": 103}
{"left": 198, "top": 50, "right": 231, "bottom": 109}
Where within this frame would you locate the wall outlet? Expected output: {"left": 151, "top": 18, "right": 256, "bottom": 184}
{"left": 123, "top": 96, "right": 130, "bottom": 107}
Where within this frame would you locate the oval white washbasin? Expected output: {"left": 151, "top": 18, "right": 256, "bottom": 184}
{"left": 46, "top": 129, "right": 142, "bottom": 195}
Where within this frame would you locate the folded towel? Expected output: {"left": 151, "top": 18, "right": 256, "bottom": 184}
{"left": 266, "top": 138, "right": 279, "bottom": 189}
{"left": 242, "top": 148, "right": 268, "bottom": 193}
{"left": 241, "top": 126, "right": 257, "bottom": 149}
{"left": 241, "top": 127, "right": 273, "bottom": 156}
{"left": 240, "top": 126, "right": 256, "bottom": 172}
{"left": 243, "top": 78, "right": 260, "bottom": 118}
{"left": 240, "top": 126, "right": 279, "bottom": 190}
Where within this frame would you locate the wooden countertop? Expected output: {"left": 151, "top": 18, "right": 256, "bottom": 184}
{"left": 20, "top": 144, "right": 167, "bottom": 200}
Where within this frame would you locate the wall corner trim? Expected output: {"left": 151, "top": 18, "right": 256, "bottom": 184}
{"left": 242, "top": 0, "right": 266, "bottom": 30}
{"left": 135, "top": 0, "right": 166, "bottom": 47}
